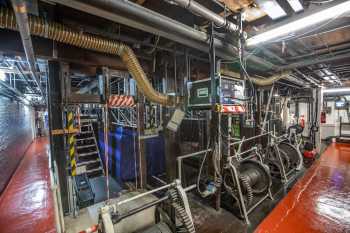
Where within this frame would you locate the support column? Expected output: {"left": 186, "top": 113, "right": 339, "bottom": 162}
{"left": 48, "top": 61, "right": 69, "bottom": 214}
{"left": 315, "top": 88, "right": 322, "bottom": 152}
{"left": 137, "top": 93, "right": 147, "bottom": 188}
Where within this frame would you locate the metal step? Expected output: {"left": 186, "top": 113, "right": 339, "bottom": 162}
{"left": 77, "top": 159, "right": 100, "bottom": 167}
{"left": 78, "top": 151, "right": 99, "bottom": 157}
{"left": 86, "top": 167, "right": 103, "bottom": 174}
{"left": 77, "top": 144, "right": 96, "bottom": 149}
{"left": 79, "top": 130, "right": 93, "bottom": 134}
{"left": 76, "top": 135, "right": 94, "bottom": 140}
{"left": 80, "top": 119, "right": 91, "bottom": 123}
{"left": 76, "top": 137, "right": 95, "bottom": 141}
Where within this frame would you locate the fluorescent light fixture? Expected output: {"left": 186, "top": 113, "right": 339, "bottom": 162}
{"left": 287, "top": 0, "right": 303, "bottom": 12}
{"left": 255, "top": 0, "right": 286, "bottom": 20}
{"left": 247, "top": 1, "right": 350, "bottom": 46}
{"left": 323, "top": 87, "right": 350, "bottom": 93}
{"left": 0, "top": 70, "right": 5, "bottom": 81}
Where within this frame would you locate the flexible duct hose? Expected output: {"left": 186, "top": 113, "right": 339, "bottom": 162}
{"left": 0, "top": 8, "right": 174, "bottom": 106}
{"left": 221, "top": 69, "right": 291, "bottom": 86}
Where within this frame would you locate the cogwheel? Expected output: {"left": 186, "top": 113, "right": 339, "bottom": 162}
{"left": 240, "top": 175, "right": 253, "bottom": 206}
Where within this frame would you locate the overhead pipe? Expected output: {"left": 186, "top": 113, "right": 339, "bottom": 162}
{"left": 0, "top": 8, "right": 175, "bottom": 106}
{"left": 169, "top": 0, "right": 238, "bottom": 32}
{"left": 10, "top": 0, "right": 43, "bottom": 95}
{"left": 49, "top": 0, "right": 278, "bottom": 71}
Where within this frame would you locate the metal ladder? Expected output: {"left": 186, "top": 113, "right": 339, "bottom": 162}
{"left": 76, "top": 115, "right": 105, "bottom": 178}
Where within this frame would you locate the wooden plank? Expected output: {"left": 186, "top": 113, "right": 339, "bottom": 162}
{"left": 51, "top": 128, "right": 79, "bottom": 135}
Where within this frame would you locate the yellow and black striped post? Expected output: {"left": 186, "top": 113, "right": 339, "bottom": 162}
{"left": 68, "top": 111, "right": 77, "bottom": 176}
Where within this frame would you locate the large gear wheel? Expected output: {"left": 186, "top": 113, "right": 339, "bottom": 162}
{"left": 169, "top": 188, "right": 195, "bottom": 233}
{"left": 224, "top": 159, "right": 272, "bottom": 208}
{"left": 239, "top": 175, "right": 253, "bottom": 205}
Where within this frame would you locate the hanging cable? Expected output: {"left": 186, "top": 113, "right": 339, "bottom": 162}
{"left": 145, "top": 35, "right": 160, "bottom": 54}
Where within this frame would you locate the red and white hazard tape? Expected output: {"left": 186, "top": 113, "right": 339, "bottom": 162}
{"left": 108, "top": 95, "right": 136, "bottom": 108}
{"left": 218, "top": 105, "right": 245, "bottom": 114}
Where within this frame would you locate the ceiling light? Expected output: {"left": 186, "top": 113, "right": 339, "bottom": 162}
{"left": 246, "top": 1, "right": 350, "bottom": 46}
{"left": 0, "top": 70, "right": 6, "bottom": 81}
{"left": 255, "top": 0, "right": 287, "bottom": 20}
{"left": 323, "top": 87, "right": 350, "bottom": 93}
{"left": 287, "top": 0, "right": 303, "bottom": 13}
{"left": 323, "top": 76, "right": 330, "bottom": 80}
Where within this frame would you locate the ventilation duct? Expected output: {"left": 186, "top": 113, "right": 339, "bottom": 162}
{"left": 221, "top": 69, "right": 291, "bottom": 86}
{"left": 0, "top": 8, "right": 175, "bottom": 106}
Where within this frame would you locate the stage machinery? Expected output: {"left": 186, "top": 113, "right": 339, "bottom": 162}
{"left": 97, "top": 180, "right": 195, "bottom": 233}
{"left": 223, "top": 134, "right": 273, "bottom": 224}
{"left": 264, "top": 130, "right": 304, "bottom": 185}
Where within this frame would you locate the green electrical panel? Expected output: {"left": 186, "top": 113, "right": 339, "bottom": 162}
{"left": 187, "top": 79, "right": 216, "bottom": 108}
{"left": 187, "top": 76, "right": 244, "bottom": 109}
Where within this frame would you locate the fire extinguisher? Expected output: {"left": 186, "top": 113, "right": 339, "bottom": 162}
{"left": 321, "top": 111, "right": 326, "bottom": 123}
{"left": 299, "top": 115, "right": 305, "bottom": 128}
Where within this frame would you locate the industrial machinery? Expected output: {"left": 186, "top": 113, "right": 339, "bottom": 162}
{"left": 222, "top": 135, "right": 273, "bottom": 224}
{"left": 264, "top": 135, "right": 303, "bottom": 184}
{"left": 97, "top": 180, "right": 195, "bottom": 233}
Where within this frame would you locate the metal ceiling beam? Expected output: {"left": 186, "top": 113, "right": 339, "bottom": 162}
{"left": 49, "top": 0, "right": 278, "bottom": 71}
{"left": 11, "top": 0, "right": 43, "bottom": 95}
{"left": 281, "top": 52, "right": 350, "bottom": 70}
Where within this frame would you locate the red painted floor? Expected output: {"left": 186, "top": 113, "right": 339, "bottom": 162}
{"left": 255, "top": 143, "right": 350, "bottom": 233}
{"left": 0, "top": 137, "right": 56, "bottom": 233}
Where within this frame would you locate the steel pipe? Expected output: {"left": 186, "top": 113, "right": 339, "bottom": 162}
{"left": 171, "top": 0, "right": 238, "bottom": 32}
{"left": 49, "top": 0, "right": 278, "bottom": 71}
{"left": 117, "top": 182, "right": 175, "bottom": 206}
{"left": 229, "top": 133, "right": 271, "bottom": 146}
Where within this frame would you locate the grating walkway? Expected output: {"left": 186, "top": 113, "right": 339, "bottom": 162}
{"left": 0, "top": 137, "right": 56, "bottom": 233}
{"left": 255, "top": 142, "right": 350, "bottom": 233}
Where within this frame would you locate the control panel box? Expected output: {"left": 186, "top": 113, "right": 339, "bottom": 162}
{"left": 187, "top": 76, "right": 244, "bottom": 109}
